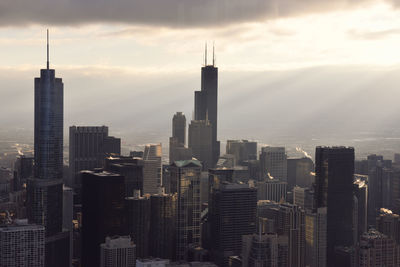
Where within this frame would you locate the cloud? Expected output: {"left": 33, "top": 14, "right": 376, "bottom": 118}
{"left": 348, "top": 28, "right": 400, "bottom": 40}
{"left": 0, "top": 0, "right": 379, "bottom": 28}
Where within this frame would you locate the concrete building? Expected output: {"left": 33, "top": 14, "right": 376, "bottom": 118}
{"left": 293, "top": 186, "right": 314, "bottom": 211}
{"left": 287, "top": 157, "right": 314, "bottom": 189}
{"left": 169, "top": 160, "right": 202, "bottom": 260}
{"left": 376, "top": 208, "right": 400, "bottom": 245}
{"left": 260, "top": 147, "right": 287, "bottom": 181}
{"left": 100, "top": 236, "right": 136, "bottom": 267}
{"left": 188, "top": 120, "right": 213, "bottom": 170}
{"left": 209, "top": 182, "right": 257, "bottom": 266}
{"left": 0, "top": 220, "right": 45, "bottom": 267}
{"left": 143, "top": 144, "right": 162, "bottom": 194}
{"left": 256, "top": 178, "right": 287, "bottom": 202}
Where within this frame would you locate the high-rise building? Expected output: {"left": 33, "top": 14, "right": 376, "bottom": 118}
{"left": 305, "top": 207, "right": 327, "bottom": 267}
{"left": 188, "top": 120, "right": 213, "bottom": 170}
{"left": 260, "top": 147, "right": 287, "bottom": 181}
{"left": 314, "top": 146, "right": 354, "bottom": 266}
{"left": 69, "top": 126, "right": 121, "bottom": 192}
{"left": 0, "top": 220, "right": 45, "bottom": 267}
{"left": 28, "top": 31, "right": 64, "bottom": 237}
{"left": 194, "top": 49, "right": 220, "bottom": 167}
{"left": 81, "top": 170, "right": 126, "bottom": 267}
{"left": 169, "top": 160, "right": 202, "bottom": 260}
{"left": 242, "top": 232, "right": 289, "bottom": 267}
{"left": 172, "top": 112, "right": 186, "bottom": 146}
{"left": 100, "top": 236, "right": 136, "bottom": 267}
{"left": 225, "top": 140, "right": 257, "bottom": 166}
{"left": 287, "top": 157, "right": 314, "bottom": 189}
{"left": 13, "top": 155, "right": 33, "bottom": 190}
{"left": 354, "top": 179, "right": 368, "bottom": 243}
{"left": 357, "top": 229, "right": 397, "bottom": 267}
{"left": 105, "top": 156, "right": 144, "bottom": 197}
{"left": 376, "top": 208, "right": 400, "bottom": 245}
{"left": 256, "top": 178, "right": 287, "bottom": 202}
{"left": 209, "top": 182, "right": 257, "bottom": 266}
{"left": 149, "top": 193, "right": 177, "bottom": 259}
{"left": 143, "top": 144, "right": 162, "bottom": 194}
{"left": 293, "top": 186, "right": 314, "bottom": 211}
{"left": 125, "top": 194, "right": 151, "bottom": 259}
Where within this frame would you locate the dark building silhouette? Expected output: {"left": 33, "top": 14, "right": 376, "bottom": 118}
{"left": 314, "top": 146, "right": 354, "bottom": 267}
{"left": 194, "top": 47, "right": 220, "bottom": 167}
{"left": 13, "top": 155, "right": 33, "bottom": 191}
{"left": 226, "top": 140, "right": 257, "bottom": 166}
{"left": 172, "top": 112, "right": 186, "bottom": 146}
{"left": 209, "top": 182, "right": 257, "bottom": 266}
{"left": 81, "top": 170, "right": 126, "bottom": 267}
{"left": 105, "top": 156, "right": 144, "bottom": 197}
{"left": 188, "top": 120, "right": 213, "bottom": 170}
{"left": 169, "top": 112, "right": 192, "bottom": 164}
{"left": 287, "top": 157, "right": 314, "bottom": 190}
{"left": 353, "top": 177, "right": 368, "bottom": 243}
{"left": 125, "top": 194, "right": 151, "bottom": 259}
{"left": 149, "top": 193, "right": 177, "bottom": 259}
{"left": 69, "top": 126, "right": 121, "bottom": 196}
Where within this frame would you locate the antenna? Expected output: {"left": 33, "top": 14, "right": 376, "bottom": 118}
{"left": 213, "top": 42, "right": 215, "bottom": 66}
{"left": 205, "top": 42, "right": 208, "bottom": 66}
{"left": 46, "top": 29, "right": 49, "bottom": 69}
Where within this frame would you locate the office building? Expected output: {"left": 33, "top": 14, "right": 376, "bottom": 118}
{"left": 28, "top": 32, "right": 64, "bottom": 242}
{"left": 287, "top": 157, "right": 314, "bottom": 189}
{"left": 169, "top": 160, "right": 202, "bottom": 260}
{"left": 69, "top": 125, "right": 120, "bottom": 191}
{"left": 188, "top": 120, "right": 213, "bottom": 170}
{"left": 0, "top": 220, "right": 45, "bottom": 267}
{"left": 13, "top": 155, "right": 33, "bottom": 190}
{"left": 125, "top": 194, "right": 151, "bottom": 259}
{"left": 293, "top": 186, "right": 314, "bottom": 211}
{"left": 376, "top": 208, "right": 400, "bottom": 245}
{"left": 172, "top": 112, "right": 186, "bottom": 146}
{"left": 169, "top": 137, "right": 192, "bottom": 164}
{"left": 305, "top": 207, "right": 327, "bottom": 267}
{"left": 357, "top": 229, "right": 397, "bottom": 267}
{"left": 256, "top": 178, "right": 287, "bottom": 202}
{"left": 105, "top": 156, "right": 144, "bottom": 197}
{"left": 260, "top": 147, "right": 287, "bottom": 181}
{"left": 225, "top": 140, "right": 257, "bottom": 166}
{"left": 354, "top": 179, "right": 368, "bottom": 243}
{"left": 100, "top": 236, "right": 136, "bottom": 267}
{"left": 136, "top": 258, "right": 170, "bottom": 267}
{"left": 209, "top": 182, "right": 257, "bottom": 266}
{"left": 194, "top": 49, "right": 220, "bottom": 167}
{"left": 149, "top": 193, "right": 177, "bottom": 259}
{"left": 242, "top": 232, "right": 288, "bottom": 267}
{"left": 314, "top": 146, "right": 354, "bottom": 266}
{"left": 143, "top": 144, "right": 162, "bottom": 194}
{"left": 81, "top": 170, "right": 126, "bottom": 267}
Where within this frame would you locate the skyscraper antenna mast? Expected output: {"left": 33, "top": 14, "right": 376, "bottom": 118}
{"left": 205, "top": 42, "right": 207, "bottom": 66}
{"left": 212, "top": 42, "right": 215, "bottom": 66}
{"left": 47, "top": 29, "right": 49, "bottom": 69}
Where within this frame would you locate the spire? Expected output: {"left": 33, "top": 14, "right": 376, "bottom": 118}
{"left": 46, "top": 29, "right": 49, "bottom": 69}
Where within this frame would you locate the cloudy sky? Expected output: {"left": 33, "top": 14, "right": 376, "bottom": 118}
{"left": 2, "top": 0, "right": 400, "bottom": 148}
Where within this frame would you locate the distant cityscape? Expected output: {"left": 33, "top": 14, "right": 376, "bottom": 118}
{"left": 2, "top": 34, "right": 400, "bottom": 267}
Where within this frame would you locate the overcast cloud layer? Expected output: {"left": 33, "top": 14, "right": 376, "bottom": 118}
{"left": 0, "top": 0, "right": 393, "bottom": 27}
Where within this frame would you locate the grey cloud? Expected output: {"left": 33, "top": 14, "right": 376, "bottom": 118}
{"left": 0, "top": 0, "right": 378, "bottom": 28}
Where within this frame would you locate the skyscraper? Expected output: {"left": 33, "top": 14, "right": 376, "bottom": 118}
{"left": 256, "top": 178, "right": 287, "bottom": 202}
{"left": 172, "top": 112, "right": 186, "bottom": 146}
{"left": 169, "top": 160, "right": 202, "bottom": 260}
{"left": 226, "top": 140, "right": 257, "bottom": 166}
{"left": 143, "top": 144, "right": 162, "bottom": 194}
{"left": 305, "top": 207, "right": 327, "bottom": 267}
{"left": 314, "top": 146, "right": 354, "bottom": 266}
{"left": 188, "top": 120, "right": 213, "bottom": 170}
{"left": 169, "top": 112, "right": 192, "bottom": 164}
{"left": 100, "top": 236, "right": 136, "bottom": 267}
{"left": 81, "top": 170, "right": 126, "bottom": 267}
{"left": 194, "top": 46, "right": 220, "bottom": 167}
{"left": 209, "top": 182, "right": 257, "bottom": 266}
{"left": 260, "top": 147, "right": 288, "bottom": 181}
{"left": 28, "top": 30, "right": 64, "bottom": 237}
{"left": 0, "top": 220, "right": 45, "bottom": 267}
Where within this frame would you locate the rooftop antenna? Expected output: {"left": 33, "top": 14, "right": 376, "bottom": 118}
{"left": 212, "top": 42, "right": 215, "bottom": 66}
{"left": 205, "top": 42, "right": 208, "bottom": 66}
{"left": 46, "top": 29, "right": 49, "bottom": 70}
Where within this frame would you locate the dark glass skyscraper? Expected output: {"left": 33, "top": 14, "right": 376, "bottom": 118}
{"left": 314, "top": 146, "right": 354, "bottom": 267}
{"left": 194, "top": 47, "right": 220, "bottom": 167}
{"left": 27, "top": 30, "right": 64, "bottom": 237}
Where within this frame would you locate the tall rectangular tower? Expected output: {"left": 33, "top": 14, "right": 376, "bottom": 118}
{"left": 194, "top": 47, "right": 220, "bottom": 167}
